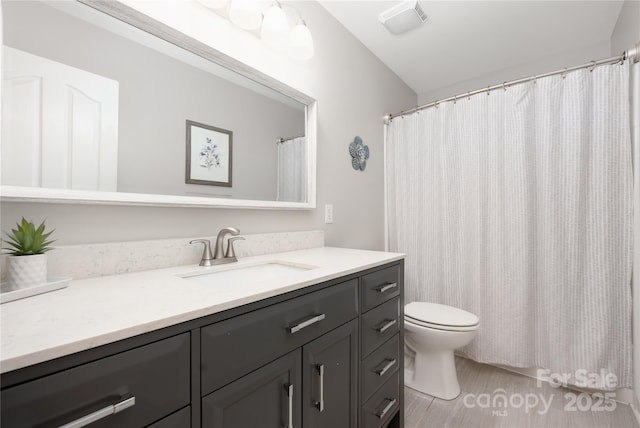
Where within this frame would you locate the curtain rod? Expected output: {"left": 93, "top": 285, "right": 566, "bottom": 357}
{"left": 385, "top": 42, "right": 640, "bottom": 122}
{"left": 276, "top": 136, "right": 304, "bottom": 144}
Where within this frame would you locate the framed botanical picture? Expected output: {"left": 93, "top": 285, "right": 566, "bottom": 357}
{"left": 185, "top": 120, "right": 232, "bottom": 187}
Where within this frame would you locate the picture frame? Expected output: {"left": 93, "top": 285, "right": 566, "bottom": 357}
{"left": 185, "top": 120, "right": 232, "bottom": 187}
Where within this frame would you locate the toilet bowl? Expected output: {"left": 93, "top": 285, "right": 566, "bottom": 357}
{"left": 404, "top": 302, "right": 479, "bottom": 400}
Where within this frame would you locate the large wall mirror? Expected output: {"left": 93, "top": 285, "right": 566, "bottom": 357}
{"left": 1, "top": 0, "right": 316, "bottom": 208}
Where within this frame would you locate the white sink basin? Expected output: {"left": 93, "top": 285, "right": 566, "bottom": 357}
{"left": 179, "top": 261, "right": 317, "bottom": 286}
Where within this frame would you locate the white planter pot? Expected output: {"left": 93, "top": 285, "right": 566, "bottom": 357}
{"left": 6, "top": 254, "right": 47, "bottom": 291}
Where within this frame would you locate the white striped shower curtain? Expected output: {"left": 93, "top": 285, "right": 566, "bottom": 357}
{"left": 386, "top": 64, "right": 633, "bottom": 388}
{"left": 277, "top": 136, "right": 307, "bottom": 202}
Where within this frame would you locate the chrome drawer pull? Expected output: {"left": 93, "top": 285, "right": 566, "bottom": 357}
{"left": 288, "top": 314, "right": 326, "bottom": 333}
{"left": 376, "top": 282, "right": 397, "bottom": 294}
{"left": 374, "top": 358, "right": 397, "bottom": 377}
{"left": 375, "top": 398, "right": 397, "bottom": 419}
{"left": 376, "top": 319, "right": 397, "bottom": 333}
{"left": 59, "top": 396, "right": 135, "bottom": 428}
{"left": 314, "top": 364, "right": 325, "bottom": 412}
{"left": 284, "top": 383, "right": 294, "bottom": 428}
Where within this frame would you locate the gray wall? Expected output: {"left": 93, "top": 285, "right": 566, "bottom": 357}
{"left": 611, "top": 0, "right": 640, "bottom": 55}
{"left": 417, "top": 41, "right": 612, "bottom": 104}
{"left": 0, "top": 1, "right": 417, "bottom": 249}
{"left": 3, "top": 1, "right": 304, "bottom": 201}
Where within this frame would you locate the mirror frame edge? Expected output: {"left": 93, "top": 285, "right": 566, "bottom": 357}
{"left": 0, "top": 0, "right": 317, "bottom": 210}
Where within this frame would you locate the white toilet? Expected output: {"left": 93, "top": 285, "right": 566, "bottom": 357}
{"left": 404, "top": 302, "right": 479, "bottom": 400}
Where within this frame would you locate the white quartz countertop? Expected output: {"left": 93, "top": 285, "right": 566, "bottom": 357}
{"left": 0, "top": 247, "right": 403, "bottom": 374}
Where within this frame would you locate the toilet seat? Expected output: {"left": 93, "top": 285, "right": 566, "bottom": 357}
{"left": 405, "top": 302, "right": 479, "bottom": 332}
{"left": 405, "top": 316, "right": 479, "bottom": 332}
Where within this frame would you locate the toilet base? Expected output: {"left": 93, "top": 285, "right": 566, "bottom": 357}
{"left": 405, "top": 349, "right": 461, "bottom": 400}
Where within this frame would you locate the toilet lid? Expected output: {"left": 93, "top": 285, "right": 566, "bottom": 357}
{"left": 405, "top": 302, "right": 479, "bottom": 328}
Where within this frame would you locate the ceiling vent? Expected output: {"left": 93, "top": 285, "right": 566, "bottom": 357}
{"left": 378, "top": 1, "right": 427, "bottom": 35}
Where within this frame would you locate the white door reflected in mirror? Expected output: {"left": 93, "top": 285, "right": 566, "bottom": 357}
{"left": 2, "top": 46, "right": 119, "bottom": 191}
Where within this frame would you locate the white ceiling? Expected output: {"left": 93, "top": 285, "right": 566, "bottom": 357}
{"left": 319, "top": 1, "right": 624, "bottom": 96}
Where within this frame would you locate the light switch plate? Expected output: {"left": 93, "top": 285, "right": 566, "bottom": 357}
{"left": 324, "top": 204, "right": 334, "bottom": 224}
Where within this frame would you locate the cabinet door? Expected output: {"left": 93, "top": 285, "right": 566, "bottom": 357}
{"left": 202, "top": 349, "right": 301, "bottom": 428}
{"left": 303, "top": 320, "right": 358, "bottom": 428}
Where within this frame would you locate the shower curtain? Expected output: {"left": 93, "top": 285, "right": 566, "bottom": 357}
{"left": 276, "top": 136, "right": 306, "bottom": 202}
{"left": 386, "top": 64, "right": 633, "bottom": 388}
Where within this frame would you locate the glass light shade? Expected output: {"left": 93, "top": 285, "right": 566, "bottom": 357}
{"left": 289, "top": 23, "right": 314, "bottom": 60}
{"left": 229, "top": 0, "right": 262, "bottom": 30}
{"left": 198, "top": 0, "right": 229, "bottom": 9}
{"left": 261, "top": 5, "right": 289, "bottom": 50}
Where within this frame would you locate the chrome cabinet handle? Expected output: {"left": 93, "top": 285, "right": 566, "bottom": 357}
{"left": 376, "top": 319, "right": 397, "bottom": 333}
{"left": 376, "top": 282, "right": 397, "bottom": 294}
{"left": 58, "top": 396, "right": 135, "bottom": 428}
{"left": 288, "top": 314, "right": 326, "bottom": 333}
{"left": 314, "top": 364, "right": 325, "bottom": 412}
{"left": 284, "top": 383, "right": 294, "bottom": 428}
{"left": 375, "top": 398, "right": 397, "bottom": 419}
{"left": 374, "top": 358, "right": 397, "bottom": 377}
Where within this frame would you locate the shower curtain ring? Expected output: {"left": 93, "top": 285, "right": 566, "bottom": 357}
{"left": 589, "top": 60, "right": 597, "bottom": 72}
{"left": 453, "top": 95, "right": 457, "bottom": 104}
{"left": 467, "top": 92, "right": 471, "bottom": 101}
{"left": 561, "top": 68, "right": 568, "bottom": 79}
{"left": 502, "top": 82, "right": 507, "bottom": 92}
{"left": 434, "top": 100, "right": 439, "bottom": 108}
{"left": 486, "top": 86, "right": 490, "bottom": 95}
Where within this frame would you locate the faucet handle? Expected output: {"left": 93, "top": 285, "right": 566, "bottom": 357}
{"left": 225, "top": 237, "right": 245, "bottom": 258}
{"left": 190, "top": 239, "right": 213, "bottom": 266}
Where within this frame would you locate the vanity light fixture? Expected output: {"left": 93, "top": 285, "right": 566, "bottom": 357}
{"left": 261, "top": 2, "right": 289, "bottom": 50}
{"left": 200, "top": 0, "right": 314, "bottom": 60}
{"left": 289, "top": 20, "right": 314, "bottom": 60}
{"left": 229, "top": 0, "right": 263, "bottom": 30}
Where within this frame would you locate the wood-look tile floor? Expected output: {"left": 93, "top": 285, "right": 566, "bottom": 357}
{"left": 404, "top": 357, "right": 639, "bottom": 428}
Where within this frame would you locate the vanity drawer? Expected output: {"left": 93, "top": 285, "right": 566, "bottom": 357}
{"left": 361, "top": 297, "right": 400, "bottom": 358}
{"left": 201, "top": 279, "right": 358, "bottom": 395}
{"left": 0, "top": 333, "right": 190, "bottom": 428}
{"left": 361, "top": 265, "right": 400, "bottom": 312}
{"left": 361, "top": 371, "right": 400, "bottom": 428}
{"left": 361, "top": 334, "right": 400, "bottom": 403}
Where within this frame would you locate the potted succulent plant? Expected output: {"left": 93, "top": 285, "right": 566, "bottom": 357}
{"left": 3, "top": 218, "right": 55, "bottom": 291}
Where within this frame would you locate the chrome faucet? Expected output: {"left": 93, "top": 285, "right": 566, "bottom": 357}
{"left": 190, "top": 227, "right": 245, "bottom": 266}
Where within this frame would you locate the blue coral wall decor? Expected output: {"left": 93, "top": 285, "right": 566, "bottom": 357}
{"left": 349, "top": 136, "right": 369, "bottom": 171}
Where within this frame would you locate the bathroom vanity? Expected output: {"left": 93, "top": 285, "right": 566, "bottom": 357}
{"left": 0, "top": 248, "right": 404, "bottom": 428}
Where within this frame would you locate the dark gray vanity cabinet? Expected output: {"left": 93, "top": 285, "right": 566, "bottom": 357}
{"left": 302, "top": 319, "right": 358, "bottom": 428}
{"left": 200, "top": 280, "right": 359, "bottom": 428}
{"left": 0, "top": 333, "right": 191, "bottom": 428}
{"left": 0, "top": 260, "right": 404, "bottom": 428}
{"left": 201, "top": 319, "right": 359, "bottom": 428}
{"left": 359, "top": 264, "right": 404, "bottom": 428}
{"left": 202, "top": 349, "right": 302, "bottom": 428}
{"left": 200, "top": 279, "right": 359, "bottom": 396}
